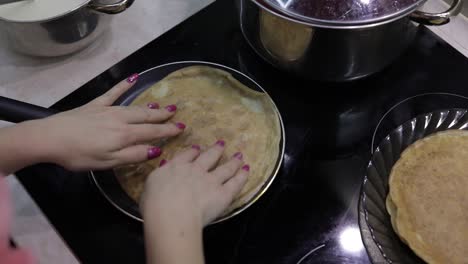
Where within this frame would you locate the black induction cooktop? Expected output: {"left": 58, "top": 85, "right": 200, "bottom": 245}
{"left": 15, "top": 1, "right": 468, "bottom": 263}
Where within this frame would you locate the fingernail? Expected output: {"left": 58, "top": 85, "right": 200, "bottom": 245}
{"left": 147, "top": 102, "right": 160, "bottom": 109}
{"left": 147, "top": 147, "right": 162, "bottom": 160}
{"left": 242, "top": 164, "right": 250, "bottom": 171}
{"left": 216, "top": 140, "right": 225, "bottom": 147}
{"left": 175, "top": 122, "right": 186, "bottom": 130}
{"left": 233, "top": 152, "right": 243, "bottom": 160}
{"left": 165, "top": 104, "right": 177, "bottom": 112}
{"left": 192, "top": 144, "right": 201, "bottom": 151}
{"left": 126, "top": 73, "right": 139, "bottom": 83}
{"left": 159, "top": 159, "right": 167, "bottom": 167}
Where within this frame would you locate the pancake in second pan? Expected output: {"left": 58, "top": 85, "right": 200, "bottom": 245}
{"left": 114, "top": 65, "right": 281, "bottom": 217}
{"left": 386, "top": 130, "right": 468, "bottom": 264}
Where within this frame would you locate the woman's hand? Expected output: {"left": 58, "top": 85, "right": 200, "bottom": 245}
{"left": 0, "top": 74, "right": 185, "bottom": 174}
{"left": 36, "top": 74, "right": 185, "bottom": 171}
{"left": 142, "top": 140, "right": 250, "bottom": 225}
{"left": 141, "top": 141, "right": 249, "bottom": 264}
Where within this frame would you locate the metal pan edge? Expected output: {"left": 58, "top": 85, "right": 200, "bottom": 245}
{"left": 90, "top": 60, "right": 286, "bottom": 224}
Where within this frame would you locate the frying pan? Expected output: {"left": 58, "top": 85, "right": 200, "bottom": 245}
{"left": 0, "top": 61, "right": 285, "bottom": 224}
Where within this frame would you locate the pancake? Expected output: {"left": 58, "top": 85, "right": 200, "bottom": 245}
{"left": 114, "top": 65, "right": 281, "bottom": 217}
{"left": 386, "top": 130, "right": 468, "bottom": 264}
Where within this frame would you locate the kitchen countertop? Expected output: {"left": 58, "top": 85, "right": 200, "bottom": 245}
{"left": 0, "top": 0, "right": 213, "bottom": 109}
{"left": 0, "top": 0, "right": 466, "bottom": 263}
{"left": 423, "top": 0, "right": 468, "bottom": 57}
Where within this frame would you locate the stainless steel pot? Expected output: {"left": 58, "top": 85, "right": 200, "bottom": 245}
{"left": 0, "top": 0, "right": 133, "bottom": 57}
{"left": 238, "top": 0, "right": 463, "bottom": 82}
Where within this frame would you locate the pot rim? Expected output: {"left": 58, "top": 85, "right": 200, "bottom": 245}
{"left": 249, "top": 0, "right": 426, "bottom": 29}
{"left": 0, "top": 0, "right": 115, "bottom": 24}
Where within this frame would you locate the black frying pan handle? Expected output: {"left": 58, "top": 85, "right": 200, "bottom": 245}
{"left": 0, "top": 96, "right": 59, "bottom": 123}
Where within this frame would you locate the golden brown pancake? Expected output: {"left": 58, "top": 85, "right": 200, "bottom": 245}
{"left": 387, "top": 130, "right": 468, "bottom": 264}
{"left": 114, "top": 65, "right": 281, "bottom": 217}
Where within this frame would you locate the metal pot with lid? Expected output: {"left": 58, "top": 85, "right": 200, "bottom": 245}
{"left": 238, "top": 0, "right": 463, "bottom": 81}
{"left": 0, "top": 0, "right": 134, "bottom": 57}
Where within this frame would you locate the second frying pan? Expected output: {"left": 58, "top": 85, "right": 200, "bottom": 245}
{"left": 0, "top": 61, "right": 285, "bottom": 224}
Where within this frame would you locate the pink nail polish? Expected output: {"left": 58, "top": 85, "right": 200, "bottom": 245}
{"left": 147, "top": 147, "right": 162, "bottom": 160}
{"left": 216, "top": 140, "right": 225, "bottom": 147}
{"left": 165, "top": 105, "right": 177, "bottom": 112}
{"left": 175, "top": 122, "right": 186, "bottom": 130}
{"left": 242, "top": 164, "right": 250, "bottom": 171}
{"left": 126, "top": 73, "right": 139, "bottom": 83}
{"left": 159, "top": 159, "right": 167, "bottom": 167}
{"left": 192, "top": 144, "right": 201, "bottom": 151}
{"left": 233, "top": 152, "right": 243, "bottom": 160}
{"left": 147, "top": 102, "right": 160, "bottom": 109}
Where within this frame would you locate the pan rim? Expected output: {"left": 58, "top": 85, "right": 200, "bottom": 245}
{"left": 90, "top": 60, "right": 286, "bottom": 224}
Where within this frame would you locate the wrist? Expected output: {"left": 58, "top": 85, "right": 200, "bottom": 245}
{"left": 142, "top": 197, "right": 203, "bottom": 230}
{"left": 22, "top": 119, "right": 57, "bottom": 162}
{"left": 0, "top": 120, "right": 48, "bottom": 174}
{"left": 142, "top": 199, "right": 205, "bottom": 264}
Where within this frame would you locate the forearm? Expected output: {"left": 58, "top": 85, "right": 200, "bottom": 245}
{"left": 0, "top": 120, "right": 50, "bottom": 175}
{"left": 143, "top": 207, "right": 205, "bottom": 264}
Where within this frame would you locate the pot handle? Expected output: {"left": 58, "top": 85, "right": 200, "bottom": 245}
{"left": 87, "top": 0, "right": 135, "bottom": 15}
{"left": 0, "top": 96, "right": 58, "bottom": 123}
{"left": 410, "top": 0, "right": 462, "bottom": 25}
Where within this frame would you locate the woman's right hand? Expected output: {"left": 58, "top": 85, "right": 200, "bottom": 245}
{"left": 141, "top": 141, "right": 249, "bottom": 264}
{"left": 141, "top": 140, "right": 250, "bottom": 226}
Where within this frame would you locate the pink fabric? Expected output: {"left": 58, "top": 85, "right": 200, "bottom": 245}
{"left": 0, "top": 176, "right": 36, "bottom": 264}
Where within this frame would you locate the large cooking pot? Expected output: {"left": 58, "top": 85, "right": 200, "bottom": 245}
{"left": 0, "top": 0, "right": 134, "bottom": 57}
{"left": 238, "top": 0, "right": 463, "bottom": 82}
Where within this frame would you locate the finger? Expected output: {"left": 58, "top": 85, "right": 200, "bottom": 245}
{"left": 129, "top": 123, "right": 185, "bottom": 144}
{"left": 219, "top": 165, "right": 249, "bottom": 205}
{"left": 111, "top": 145, "right": 162, "bottom": 166}
{"left": 88, "top": 73, "right": 139, "bottom": 106}
{"left": 194, "top": 140, "right": 225, "bottom": 171}
{"left": 118, "top": 104, "right": 177, "bottom": 124}
{"left": 170, "top": 145, "right": 202, "bottom": 164}
{"left": 211, "top": 152, "right": 244, "bottom": 183}
{"left": 0, "top": 177, "right": 12, "bottom": 251}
